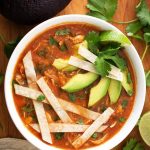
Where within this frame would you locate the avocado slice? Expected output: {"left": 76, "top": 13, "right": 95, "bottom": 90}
{"left": 52, "top": 58, "right": 77, "bottom": 71}
{"left": 88, "top": 77, "right": 111, "bottom": 107}
{"left": 121, "top": 69, "right": 133, "bottom": 96}
{"left": 62, "top": 72, "right": 99, "bottom": 93}
{"left": 108, "top": 79, "right": 122, "bottom": 104}
{"left": 52, "top": 41, "right": 87, "bottom": 72}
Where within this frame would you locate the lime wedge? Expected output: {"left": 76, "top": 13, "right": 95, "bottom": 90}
{"left": 99, "top": 31, "right": 131, "bottom": 46}
{"left": 139, "top": 111, "right": 150, "bottom": 146}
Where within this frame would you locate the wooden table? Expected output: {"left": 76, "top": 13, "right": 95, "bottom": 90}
{"left": 0, "top": 0, "right": 150, "bottom": 149}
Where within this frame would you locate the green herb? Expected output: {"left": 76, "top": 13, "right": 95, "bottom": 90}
{"left": 121, "top": 100, "right": 128, "bottom": 108}
{"left": 145, "top": 70, "right": 150, "bottom": 87}
{"left": 119, "top": 117, "right": 126, "bottom": 123}
{"left": 60, "top": 43, "right": 68, "bottom": 51}
{"left": 55, "top": 133, "right": 64, "bottom": 140}
{"left": 95, "top": 54, "right": 126, "bottom": 77}
{"left": 37, "top": 95, "right": 45, "bottom": 102}
{"left": 4, "top": 36, "right": 22, "bottom": 58}
{"left": 101, "top": 106, "right": 107, "bottom": 112}
{"left": 85, "top": 31, "right": 100, "bottom": 54}
{"left": 87, "top": 0, "right": 118, "bottom": 21}
{"left": 91, "top": 133, "right": 98, "bottom": 139}
{"left": 12, "top": 80, "right": 18, "bottom": 86}
{"left": 68, "top": 93, "right": 76, "bottom": 102}
{"left": 144, "top": 33, "right": 150, "bottom": 43}
{"left": 76, "top": 119, "right": 84, "bottom": 125}
{"left": 22, "top": 103, "right": 34, "bottom": 113}
{"left": 127, "top": 72, "right": 132, "bottom": 84}
{"left": 95, "top": 57, "right": 111, "bottom": 77}
{"left": 36, "top": 49, "right": 47, "bottom": 57}
{"left": 0, "top": 73, "right": 4, "bottom": 86}
{"left": 136, "top": 0, "right": 150, "bottom": 26}
{"left": 123, "top": 138, "right": 144, "bottom": 150}
{"left": 55, "top": 29, "right": 71, "bottom": 36}
{"left": 126, "top": 21, "right": 143, "bottom": 35}
{"left": 49, "top": 37, "right": 59, "bottom": 47}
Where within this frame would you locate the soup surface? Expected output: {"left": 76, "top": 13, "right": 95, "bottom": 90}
{"left": 13, "top": 23, "right": 135, "bottom": 149}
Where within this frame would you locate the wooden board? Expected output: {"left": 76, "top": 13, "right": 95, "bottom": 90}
{"left": 0, "top": 0, "right": 149, "bottom": 149}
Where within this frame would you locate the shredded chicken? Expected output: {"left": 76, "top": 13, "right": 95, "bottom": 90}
{"left": 15, "top": 74, "right": 26, "bottom": 85}
{"left": 68, "top": 35, "right": 85, "bottom": 44}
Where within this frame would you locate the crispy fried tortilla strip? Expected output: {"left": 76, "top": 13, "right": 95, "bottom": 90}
{"left": 37, "top": 77, "right": 73, "bottom": 123}
{"left": 30, "top": 123, "right": 108, "bottom": 133}
{"left": 14, "top": 84, "right": 100, "bottom": 120}
{"left": 72, "top": 108, "right": 114, "bottom": 149}
{"left": 23, "top": 51, "right": 52, "bottom": 144}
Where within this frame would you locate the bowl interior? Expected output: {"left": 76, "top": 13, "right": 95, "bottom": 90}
{"left": 4, "top": 15, "right": 146, "bottom": 150}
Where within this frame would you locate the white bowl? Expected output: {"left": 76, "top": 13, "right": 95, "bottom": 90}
{"left": 5, "top": 15, "right": 146, "bottom": 150}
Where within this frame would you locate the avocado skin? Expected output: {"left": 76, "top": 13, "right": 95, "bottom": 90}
{"left": 88, "top": 77, "right": 110, "bottom": 107}
{"left": 62, "top": 72, "right": 99, "bottom": 93}
{"left": 0, "top": 0, "right": 71, "bottom": 25}
{"left": 108, "top": 79, "right": 122, "bottom": 104}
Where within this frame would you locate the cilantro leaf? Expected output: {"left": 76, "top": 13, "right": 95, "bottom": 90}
{"left": 55, "top": 133, "right": 64, "bottom": 140}
{"left": 0, "top": 73, "right": 4, "bottom": 86}
{"left": 123, "top": 138, "right": 137, "bottom": 150}
{"left": 126, "top": 21, "right": 143, "bottom": 34}
{"left": 87, "top": 0, "right": 118, "bottom": 21}
{"left": 55, "top": 29, "right": 71, "bottom": 36}
{"left": 104, "top": 55, "right": 126, "bottom": 70}
{"left": 4, "top": 36, "right": 22, "bottom": 58}
{"left": 22, "top": 103, "right": 34, "bottom": 113}
{"left": 133, "top": 143, "right": 144, "bottom": 150}
{"left": 37, "top": 95, "right": 45, "bottom": 102}
{"left": 49, "top": 37, "right": 59, "bottom": 46}
{"left": 68, "top": 93, "right": 76, "bottom": 102}
{"left": 145, "top": 70, "right": 150, "bottom": 87}
{"left": 121, "top": 99, "right": 128, "bottom": 108}
{"left": 60, "top": 43, "right": 68, "bottom": 51}
{"left": 144, "top": 33, "right": 150, "bottom": 43}
{"left": 136, "top": 0, "right": 150, "bottom": 26}
{"left": 95, "top": 57, "right": 111, "bottom": 77}
{"left": 76, "top": 119, "right": 84, "bottom": 125}
{"left": 91, "top": 133, "right": 98, "bottom": 139}
{"left": 85, "top": 31, "right": 100, "bottom": 54}
{"left": 119, "top": 117, "right": 126, "bottom": 123}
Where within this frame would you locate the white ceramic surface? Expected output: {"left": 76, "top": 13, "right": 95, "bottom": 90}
{"left": 5, "top": 15, "right": 146, "bottom": 150}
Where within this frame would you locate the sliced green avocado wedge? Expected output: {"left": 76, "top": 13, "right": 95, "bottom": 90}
{"left": 108, "top": 79, "right": 122, "bottom": 104}
{"left": 62, "top": 72, "right": 99, "bottom": 93}
{"left": 99, "top": 31, "right": 131, "bottom": 46}
{"left": 88, "top": 77, "right": 111, "bottom": 107}
{"left": 121, "top": 69, "right": 133, "bottom": 96}
{"left": 52, "top": 58, "right": 77, "bottom": 71}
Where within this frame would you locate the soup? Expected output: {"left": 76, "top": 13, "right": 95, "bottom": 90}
{"left": 12, "top": 23, "right": 135, "bottom": 149}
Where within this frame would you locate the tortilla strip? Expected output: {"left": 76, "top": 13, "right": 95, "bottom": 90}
{"left": 30, "top": 123, "right": 108, "bottom": 133}
{"left": 72, "top": 108, "right": 114, "bottom": 149}
{"left": 14, "top": 84, "right": 100, "bottom": 120}
{"left": 68, "top": 56, "right": 123, "bottom": 81}
{"left": 23, "top": 51, "right": 52, "bottom": 144}
{"left": 37, "top": 77, "right": 73, "bottom": 123}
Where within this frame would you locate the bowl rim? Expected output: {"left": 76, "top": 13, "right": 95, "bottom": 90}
{"left": 4, "top": 14, "right": 146, "bottom": 150}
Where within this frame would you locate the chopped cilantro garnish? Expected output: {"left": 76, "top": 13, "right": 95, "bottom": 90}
{"left": 55, "top": 29, "right": 71, "bottom": 36}
{"left": 68, "top": 93, "right": 76, "bottom": 102}
{"left": 37, "top": 95, "right": 45, "bottom": 102}
{"left": 55, "top": 133, "right": 64, "bottom": 140}
{"left": 121, "top": 100, "right": 128, "bottom": 108}
{"left": 119, "top": 117, "right": 126, "bottom": 123}
{"left": 49, "top": 37, "right": 59, "bottom": 47}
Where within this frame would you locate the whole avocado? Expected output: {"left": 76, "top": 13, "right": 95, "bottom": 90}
{"left": 0, "top": 0, "right": 71, "bottom": 25}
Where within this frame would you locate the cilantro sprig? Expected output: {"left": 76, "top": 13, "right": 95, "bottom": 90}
{"left": 87, "top": 0, "right": 118, "bottom": 21}
{"left": 123, "top": 138, "right": 144, "bottom": 150}
{"left": 85, "top": 31, "right": 126, "bottom": 77}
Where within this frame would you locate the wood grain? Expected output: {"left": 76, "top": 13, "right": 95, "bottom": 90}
{"left": 0, "top": 0, "right": 150, "bottom": 149}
